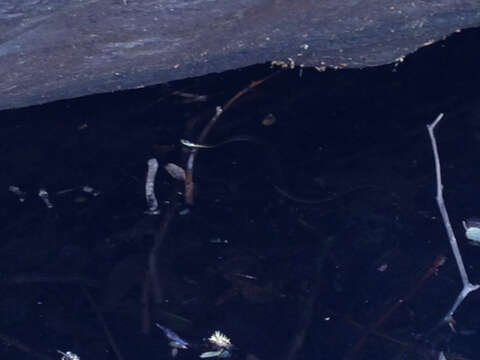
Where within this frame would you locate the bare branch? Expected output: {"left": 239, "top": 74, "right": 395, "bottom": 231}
{"left": 426, "top": 113, "right": 479, "bottom": 323}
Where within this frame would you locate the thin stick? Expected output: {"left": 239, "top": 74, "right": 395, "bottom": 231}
{"left": 345, "top": 255, "right": 446, "bottom": 359}
{"left": 426, "top": 113, "right": 479, "bottom": 323}
{"left": 148, "top": 202, "right": 177, "bottom": 303}
{"left": 2, "top": 273, "right": 98, "bottom": 287}
{"left": 82, "top": 287, "right": 125, "bottom": 360}
{"left": 0, "top": 332, "right": 52, "bottom": 360}
{"left": 141, "top": 272, "right": 151, "bottom": 334}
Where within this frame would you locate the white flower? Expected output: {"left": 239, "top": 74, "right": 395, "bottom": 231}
{"left": 57, "top": 350, "right": 80, "bottom": 360}
{"left": 208, "top": 331, "right": 232, "bottom": 349}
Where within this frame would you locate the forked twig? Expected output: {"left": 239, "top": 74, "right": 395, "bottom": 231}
{"left": 427, "top": 113, "right": 479, "bottom": 324}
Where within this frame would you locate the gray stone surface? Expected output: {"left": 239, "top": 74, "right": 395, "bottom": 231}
{"left": 1, "top": 0, "right": 479, "bottom": 110}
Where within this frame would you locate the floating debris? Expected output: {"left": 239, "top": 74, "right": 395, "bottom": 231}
{"left": 377, "top": 263, "right": 388, "bottom": 272}
{"left": 463, "top": 218, "right": 480, "bottom": 245}
{"left": 261, "top": 113, "right": 276, "bottom": 126}
{"left": 8, "top": 185, "right": 26, "bottom": 202}
{"left": 82, "top": 185, "right": 101, "bottom": 197}
{"left": 462, "top": 218, "right": 480, "bottom": 246}
{"left": 156, "top": 323, "right": 189, "bottom": 357}
{"left": 56, "top": 185, "right": 101, "bottom": 197}
{"left": 165, "top": 163, "right": 186, "bottom": 181}
{"left": 55, "top": 187, "right": 76, "bottom": 195}
{"left": 232, "top": 273, "right": 257, "bottom": 280}
{"left": 172, "top": 91, "right": 208, "bottom": 103}
{"left": 180, "top": 139, "right": 211, "bottom": 149}
{"left": 145, "top": 158, "right": 160, "bottom": 215}
{"left": 38, "top": 188, "right": 54, "bottom": 208}
{"left": 200, "top": 350, "right": 231, "bottom": 358}
{"left": 209, "top": 238, "right": 229, "bottom": 244}
{"left": 178, "top": 207, "right": 190, "bottom": 216}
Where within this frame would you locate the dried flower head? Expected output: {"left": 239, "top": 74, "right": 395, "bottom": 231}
{"left": 57, "top": 350, "right": 80, "bottom": 360}
{"left": 208, "top": 331, "right": 232, "bottom": 349}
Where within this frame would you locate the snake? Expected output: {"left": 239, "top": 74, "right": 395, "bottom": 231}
{"left": 180, "top": 135, "right": 366, "bottom": 204}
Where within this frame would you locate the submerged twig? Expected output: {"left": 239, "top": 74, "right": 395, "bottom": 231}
{"left": 2, "top": 273, "right": 98, "bottom": 287}
{"left": 283, "top": 237, "right": 332, "bottom": 360}
{"left": 148, "top": 203, "right": 177, "bottom": 303}
{"left": 0, "top": 332, "right": 52, "bottom": 360}
{"left": 426, "top": 113, "right": 480, "bottom": 324}
{"left": 82, "top": 287, "right": 124, "bottom": 360}
{"left": 141, "top": 271, "right": 151, "bottom": 334}
{"left": 345, "top": 255, "right": 446, "bottom": 359}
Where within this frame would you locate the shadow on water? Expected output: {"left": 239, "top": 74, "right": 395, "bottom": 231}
{"left": 2, "top": 27, "right": 480, "bottom": 360}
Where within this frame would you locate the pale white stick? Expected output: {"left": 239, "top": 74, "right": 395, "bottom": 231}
{"left": 145, "top": 158, "right": 160, "bottom": 215}
{"left": 427, "top": 113, "right": 479, "bottom": 323}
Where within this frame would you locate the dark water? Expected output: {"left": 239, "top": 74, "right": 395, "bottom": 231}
{"left": 1, "top": 27, "right": 480, "bottom": 360}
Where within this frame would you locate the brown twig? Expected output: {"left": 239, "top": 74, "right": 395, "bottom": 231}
{"left": 148, "top": 201, "right": 178, "bottom": 304}
{"left": 283, "top": 236, "right": 332, "bottom": 360}
{"left": 184, "top": 71, "right": 280, "bottom": 204}
{"left": 283, "top": 279, "right": 320, "bottom": 360}
{"left": 345, "top": 254, "right": 446, "bottom": 359}
{"left": 141, "top": 270, "right": 151, "bottom": 334}
{"left": 82, "top": 287, "right": 124, "bottom": 360}
{"left": 345, "top": 317, "right": 410, "bottom": 348}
